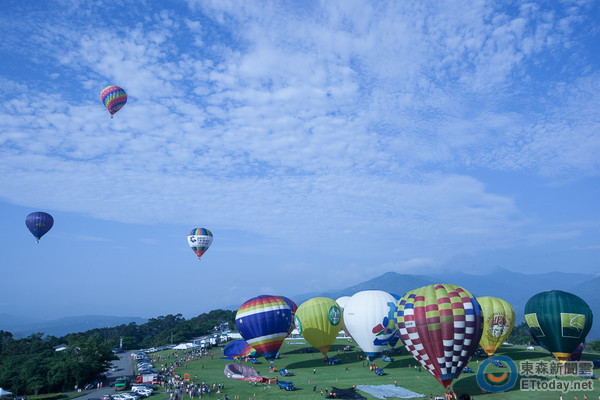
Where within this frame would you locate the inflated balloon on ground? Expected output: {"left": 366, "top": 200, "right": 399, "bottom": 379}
{"left": 524, "top": 290, "right": 593, "bottom": 364}
{"left": 235, "top": 295, "right": 292, "bottom": 362}
{"left": 335, "top": 296, "right": 352, "bottom": 338}
{"left": 477, "top": 296, "right": 515, "bottom": 356}
{"left": 278, "top": 296, "right": 298, "bottom": 334}
{"left": 394, "top": 283, "right": 483, "bottom": 389}
{"left": 295, "top": 297, "right": 342, "bottom": 356}
{"left": 343, "top": 290, "right": 399, "bottom": 361}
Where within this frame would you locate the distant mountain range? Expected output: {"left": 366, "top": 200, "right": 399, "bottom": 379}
{"left": 0, "top": 314, "right": 147, "bottom": 338}
{"left": 290, "top": 268, "right": 600, "bottom": 340}
{"left": 2, "top": 269, "right": 598, "bottom": 340}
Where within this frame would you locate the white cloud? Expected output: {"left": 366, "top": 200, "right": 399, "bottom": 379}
{"left": 0, "top": 0, "right": 598, "bottom": 276}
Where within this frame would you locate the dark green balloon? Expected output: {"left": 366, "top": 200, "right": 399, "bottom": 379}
{"left": 524, "top": 290, "right": 593, "bottom": 363}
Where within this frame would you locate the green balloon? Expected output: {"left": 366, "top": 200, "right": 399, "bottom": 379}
{"left": 524, "top": 290, "right": 593, "bottom": 364}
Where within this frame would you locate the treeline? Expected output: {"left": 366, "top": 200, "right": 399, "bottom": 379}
{"left": 507, "top": 322, "right": 600, "bottom": 353}
{"left": 0, "top": 309, "right": 236, "bottom": 396}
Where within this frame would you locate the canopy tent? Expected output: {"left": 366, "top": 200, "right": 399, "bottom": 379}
{"left": 0, "top": 388, "right": 13, "bottom": 398}
{"left": 172, "top": 342, "right": 199, "bottom": 350}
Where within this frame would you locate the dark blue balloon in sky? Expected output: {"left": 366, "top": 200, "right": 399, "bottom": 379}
{"left": 25, "top": 212, "right": 54, "bottom": 243}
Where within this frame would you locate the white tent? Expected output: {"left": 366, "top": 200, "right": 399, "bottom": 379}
{"left": 0, "top": 388, "right": 13, "bottom": 398}
{"left": 172, "top": 342, "right": 199, "bottom": 350}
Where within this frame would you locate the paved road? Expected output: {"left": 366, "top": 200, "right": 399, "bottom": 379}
{"left": 73, "top": 351, "right": 135, "bottom": 400}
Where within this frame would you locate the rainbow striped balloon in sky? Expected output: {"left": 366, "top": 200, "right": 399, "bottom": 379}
{"left": 100, "top": 85, "right": 127, "bottom": 118}
{"left": 187, "top": 228, "right": 213, "bottom": 260}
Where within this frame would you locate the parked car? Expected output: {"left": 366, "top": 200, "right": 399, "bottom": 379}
{"left": 279, "top": 368, "right": 293, "bottom": 377}
{"left": 375, "top": 368, "right": 385, "bottom": 376}
{"left": 381, "top": 355, "right": 393, "bottom": 362}
{"left": 132, "top": 389, "right": 152, "bottom": 398}
{"left": 323, "top": 356, "right": 341, "bottom": 365}
{"left": 277, "top": 381, "right": 295, "bottom": 391}
{"left": 462, "top": 366, "right": 473, "bottom": 373}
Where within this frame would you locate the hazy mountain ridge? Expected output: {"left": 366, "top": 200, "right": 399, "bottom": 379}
{"left": 0, "top": 314, "right": 148, "bottom": 338}
{"left": 294, "top": 269, "right": 599, "bottom": 340}
{"left": 2, "top": 270, "right": 598, "bottom": 340}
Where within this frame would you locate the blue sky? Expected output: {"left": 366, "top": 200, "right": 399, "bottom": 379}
{"left": 1, "top": 0, "right": 599, "bottom": 320}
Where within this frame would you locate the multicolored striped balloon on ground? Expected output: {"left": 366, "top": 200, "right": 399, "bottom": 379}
{"left": 278, "top": 296, "right": 298, "bottom": 334}
{"left": 223, "top": 339, "right": 258, "bottom": 359}
{"left": 100, "top": 85, "right": 127, "bottom": 118}
{"left": 394, "top": 284, "right": 483, "bottom": 389}
{"left": 187, "top": 228, "right": 213, "bottom": 260}
{"left": 235, "top": 295, "right": 293, "bottom": 361}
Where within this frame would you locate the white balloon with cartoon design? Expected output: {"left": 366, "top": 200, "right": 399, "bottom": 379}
{"left": 343, "top": 290, "right": 400, "bottom": 361}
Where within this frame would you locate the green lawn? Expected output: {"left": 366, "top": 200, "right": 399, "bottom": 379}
{"left": 147, "top": 340, "right": 600, "bottom": 400}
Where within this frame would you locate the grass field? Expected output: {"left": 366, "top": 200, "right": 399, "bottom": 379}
{"left": 147, "top": 339, "right": 600, "bottom": 400}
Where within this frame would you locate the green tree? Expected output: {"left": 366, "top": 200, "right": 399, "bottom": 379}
{"left": 507, "top": 322, "right": 533, "bottom": 345}
{"left": 588, "top": 338, "right": 600, "bottom": 353}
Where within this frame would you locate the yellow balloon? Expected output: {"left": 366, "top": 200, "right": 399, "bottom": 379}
{"left": 478, "top": 296, "right": 515, "bottom": 356}
{"left": 295, "top": 297, "right": 342, "bottom": 356}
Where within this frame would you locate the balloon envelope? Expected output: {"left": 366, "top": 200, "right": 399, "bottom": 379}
{"left": 187, "top": 228, "right": 213, "bottom": 260}
{"left": 335, "top": 296, "right": 352, "bottom": 338}
{"left": 278, "top": 296, "right": 298, "bottom": 334}
{"left": 524, "top": 290, "right": 593, "bottom": 364}
{"left": 477, "top": 296, "right": 515, "bottom": 356}
{"left": 294, "top": 297, "right": 341, "bottom": 356}
{"left": 100, "top": 86, "right": 127, "bottom": 117}
{"left": 394, "top": 283, "right": 483, "bottom": 389}
{"left": 25, "top": 212, "right": 54, "bottom": 243}
{"left": 235, "top": 295, "right": 292, "bottom": 361}
{"left": 343, "top": 290, "right": 399, "bottom": 361}
{"left": 223, "top": 340, "right": 257, "bottom": 359}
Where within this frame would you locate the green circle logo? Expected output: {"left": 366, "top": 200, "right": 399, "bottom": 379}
{"left": 329, "top": 306, "right": 341, "bottom": 326}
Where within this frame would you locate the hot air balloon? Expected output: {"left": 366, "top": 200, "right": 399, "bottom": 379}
{"left": 187, "top": 228, "right": 213, "bottom": 260}
{"left": 223, "top": 340, "right": 258, "bottom": 360}
{"left": 477, "top": 296, "right": 515, "bottom": 356}
{"left": 100, "top": 86, "right": 127, "bottom": 118}
{"left": 294, "top": 297, "right": 341, "bottom": 356}
{"left": 524, "top": 290, "right": 593, "bottom": 364}
{"left": 394, "top": 284, "right": 483, "bottom": 389}
{"left": 235, "top": 295, "right": 292, "bottom": 363}
{"left": 278, "top": 296, "right": 298, "bottom": 335}
{"left": 343, "top": 290, "right": 399, "bottom": 361}
{"left": 335, "top": 296, "right": 352, "bottom": 338}
{"left": 568, "top": 342, "right": 584, "bottom": 361}
{"left": 25, "top": 212, "right": 54, "bottom": 243}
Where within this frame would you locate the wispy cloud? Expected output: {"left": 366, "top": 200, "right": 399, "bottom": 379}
{"left": 0, "top": 0, "right": 598, "bottom": 276}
